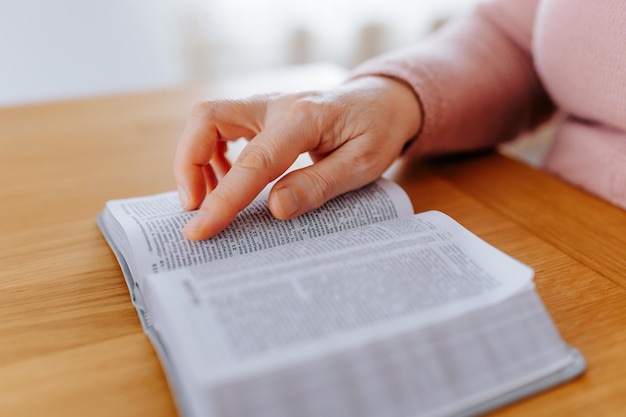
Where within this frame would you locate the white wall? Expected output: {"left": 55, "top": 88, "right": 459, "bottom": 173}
{"left": 0, "top": 0, "right": 477, "bottom": 107}
{"left": 0, "top": 0, "right": 186, "bottom": 106}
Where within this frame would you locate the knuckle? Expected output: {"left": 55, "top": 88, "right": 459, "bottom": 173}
{"left": 283, "top": 94, "right": 326, "bottom": 122}
{"left": 190, "top": 99, "right": 234, "bottom": 120}
{"left": 190, "top": 100, "right": 215, "bottom": 118}
{"left": 235, "top": 143, "right": 278, "bottom": 178}
{"left": 277, "top": 94, "right": 342, "bottom": 149}
{"left": 302, "top": 169, "right": 337, "bottom": 206}
{"left": 291, "top": 96, "right": 319, "bottom": 114}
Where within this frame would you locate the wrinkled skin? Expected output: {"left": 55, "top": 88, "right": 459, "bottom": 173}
{"left": 174, "top": 75, "right": 422, "bottom": 241}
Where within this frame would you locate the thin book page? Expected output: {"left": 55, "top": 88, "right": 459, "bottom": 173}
{"left": 103, "top": 178, "right": 413, "bottom": 289}
{"left": 145, "top": 211, "right": 536, "bottom": 381}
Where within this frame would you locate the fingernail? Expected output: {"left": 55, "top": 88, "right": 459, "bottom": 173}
{"left": 274, "top": 187, "right": 300, "bottom": 218}
{"left": 178, "top": 186, "right": 189, "bottom": 209}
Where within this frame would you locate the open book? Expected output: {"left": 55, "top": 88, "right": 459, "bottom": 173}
{"left": 97, "top": 178, "right": 585, "bottom": 417}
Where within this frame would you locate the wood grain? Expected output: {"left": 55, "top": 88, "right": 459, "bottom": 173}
{"left": 426, "top": 154, "right": 626, "bottom": 288}
{"left": 2, "top": 76, "right": 626, "bottom": 417}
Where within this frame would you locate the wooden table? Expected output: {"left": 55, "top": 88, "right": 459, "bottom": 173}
{"left": 2, "top": 67, "right": 626, "bottom": 417}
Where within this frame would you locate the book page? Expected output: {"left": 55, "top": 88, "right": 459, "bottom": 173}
{"left": 146, "top": 211, "right": 535, "bottom": 370}
{"left": 145, "top": 211, "right": 579, "bottom": 417}
{"left": 103, "top": 178, "right": 412, "bottom": 288}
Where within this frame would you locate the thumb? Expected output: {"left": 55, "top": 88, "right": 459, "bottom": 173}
{"left": 268, "top": 144, "right": 385, "bottom": 219}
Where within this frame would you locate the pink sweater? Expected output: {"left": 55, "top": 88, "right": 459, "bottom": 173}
{"left": 352, "top": 0, "right": 626, "bottom": 210}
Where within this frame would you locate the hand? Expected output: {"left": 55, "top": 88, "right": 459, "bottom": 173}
{"left": 174, "top": 75, "right": 422, "bottom": 240}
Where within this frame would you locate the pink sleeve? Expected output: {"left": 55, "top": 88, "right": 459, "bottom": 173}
{"left": 350, "top": 0, "right": 555, "bottom": 157}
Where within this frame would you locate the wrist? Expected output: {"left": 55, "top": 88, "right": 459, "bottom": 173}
{"left": 344, "top": 75, "right": 423, "bottom": 152}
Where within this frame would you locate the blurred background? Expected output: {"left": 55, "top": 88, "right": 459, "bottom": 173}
{"left": 0, "top": 0, "right": 478, "bottom": 107}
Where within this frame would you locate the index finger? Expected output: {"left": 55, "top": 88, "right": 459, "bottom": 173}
{"left": 173, "top": 97, "right": 268, "bottom": 210}
{"left": 183, "top": 112, "right": 320, "bottom": 240}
